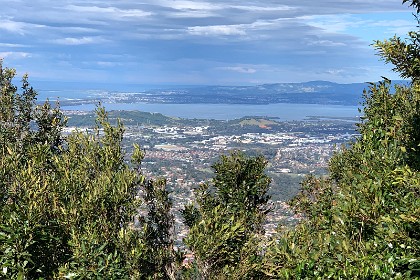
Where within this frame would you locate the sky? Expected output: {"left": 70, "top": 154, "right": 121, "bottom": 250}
{"left": 0, "top": 0, "right": 416, "bottom": 87}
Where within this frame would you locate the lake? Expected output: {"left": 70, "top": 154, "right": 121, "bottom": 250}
{"left": 37, "top": 89, "right": 361, "bottom": 121}
{"left": 61, "top": 102, "right": 360, "bottom": 121}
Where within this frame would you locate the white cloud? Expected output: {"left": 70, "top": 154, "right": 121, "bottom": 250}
{"left": 188, "top": 25, "right": 246, "bottom": 36}
{"left": 307, "top": 40, "right": 346, "bottom": 47}
{"left": 185, "top": 18, "right": 300, "bottom": 40}
{"left": 57, "top": 26, "right": 101, "bottom": 34}
{"left": 155, "top": 0, "right": 224, "bottom": 19}
{"left": 0, "top": 52, "right": 30, "bottom": 59}
{"left": 96, "top": 61, "right": 121, "bottom": 67}
{"left": 0, "top": 20, "right": 25, "bottom": 34}
{"left": 168, "top": 10, "right": 218, "bottom": 18}
{"left": 300, "top": 15, "right": 361, "bottom": 33}
{"left": 153, "top": 0, "right": 222, "bottom": 11}
{"left": 371, "top": 19, "right": 414, "bottom": 36}
{"left": 301, "top": 15, "right": 414, "bottom": 38}
{"left": 161, "top": 2, "right": 295, "bottom": 18}
{"left": 0, "top": 0, "right": 413, "bottom": 84}
{"left": 53, "top": 36, "right": 108, "bottom": 45}
{"left": 325, "top": 69, "right": 345, "bottom": 75}
{"left": 0, "top": 19, "right": 44, "bottom": 35}
{"left": 66, "top": 5, "right": 153, "bottom": 19}
{"left": 230, "top": 5, "right": 295, "bottom": 12}
{"left": 0, "top": 43, "right": 26, "bottom": 47}
{"left": 219, "top": 66, "right": 257, "bottom": 74}
{"left": 372, "top": 19, "right": 413, "bottom": 27}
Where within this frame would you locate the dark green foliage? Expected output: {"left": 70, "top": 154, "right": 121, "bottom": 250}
{"left": 0, "top": 61, "right": 66, "bottom": 153}
{"left": 0, "top": 60, "right": 178, "bottom": 279}
{"left": 183, "top": 206, "right": 248, "bottom": 278}
{"left": 212, "top": 152, "right": 271, "bottom": 236}
{"left": 268, "top": 173, "right": 302, "bottom": 202}
{"left": 259, "top": 83, "right": 420, "bottom": 279}
{"left": 138, "top": 178, "right": 180, "bottom": 279}
{"left": 375, "top": 33, "right": 420, "bottom": 82}
{"left": 258, "top": 1, "right": 420, "bottom": 278}
{"left": 66, "top": 110, "right": 184, "bottom": 127}
{"left": 182, "top": 151, "right": 271, "bottom": 279}
{"left": 181, "top": 204, "right": 201, "bottom": 229}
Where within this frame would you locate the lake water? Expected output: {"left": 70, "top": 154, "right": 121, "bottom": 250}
{"left": 62, "top": 102, "right": 360, "bottom": 121}
{"left": 37, "top": 89, "right": 360, "bottom": 121}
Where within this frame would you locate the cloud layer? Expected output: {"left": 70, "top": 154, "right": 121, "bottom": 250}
{"left": 0, "top": 0, "right": 415, "bottom": 85}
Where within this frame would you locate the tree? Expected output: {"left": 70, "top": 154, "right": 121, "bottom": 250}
{"left": 0, "top": 60, "right": 66, "bottom": 153}
{"left": 0, "top": 60, "right": 178, "bottom": 279}
{"left": 137, "top": 178, "right": 180, "bottom": 279}
{"left": 181, "top": 151, "right": 271, "bottom": 279}
{"left": 259, "top": 1, "right": 420, "bottom": 278}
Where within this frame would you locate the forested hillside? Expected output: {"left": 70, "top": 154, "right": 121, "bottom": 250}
{"left": 0, "top": 0, "right": 419, "bottom": 279}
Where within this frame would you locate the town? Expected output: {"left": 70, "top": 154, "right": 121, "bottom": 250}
{"left": 65, "top": 110, "right": 359, "bottom": 241}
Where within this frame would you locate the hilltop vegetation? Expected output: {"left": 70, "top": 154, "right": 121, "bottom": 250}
{"left": 66, "top": 110, "right": 182, "bottom": 127}
{"left": 1, "top": 1, "right": 420, "bottom": 279}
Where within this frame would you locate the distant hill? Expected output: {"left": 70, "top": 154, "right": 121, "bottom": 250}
{"left": 121, "top": 80, "right": 408, "bottom": 106}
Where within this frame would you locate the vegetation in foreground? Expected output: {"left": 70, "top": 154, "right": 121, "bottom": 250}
{"left": 1, "top": 0, "right": 420, "bottom": 279}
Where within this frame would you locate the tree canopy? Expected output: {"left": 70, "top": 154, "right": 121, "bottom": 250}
{"left": 257, "top": 1, "right": 420, "bottom": 278}
{"left": 0, "top": 60, "right": 178, "bottom": 279}
{"left": 181, "top": 151, "right": 270, "bottom": 279}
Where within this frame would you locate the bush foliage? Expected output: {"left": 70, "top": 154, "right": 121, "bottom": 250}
{"left": 0, "top": 61, "right": 177, "bottom": 279}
